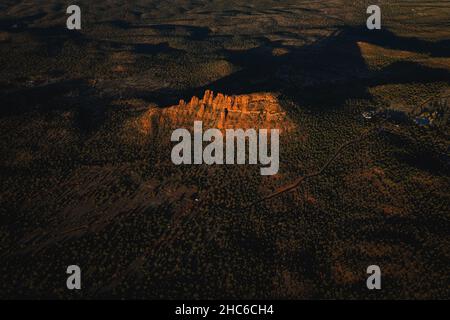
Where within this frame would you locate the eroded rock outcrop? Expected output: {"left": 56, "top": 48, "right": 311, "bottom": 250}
{"left": 140, "top": 90, "right": 295, "bottom": 134}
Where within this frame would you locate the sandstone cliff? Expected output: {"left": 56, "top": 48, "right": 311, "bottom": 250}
{"left": 140, "top": 90, "right": 295, "bottom": 134}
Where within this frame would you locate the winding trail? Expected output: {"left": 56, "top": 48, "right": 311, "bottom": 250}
{"left": 244, "top": 120, "right": 387, "bottom": 208}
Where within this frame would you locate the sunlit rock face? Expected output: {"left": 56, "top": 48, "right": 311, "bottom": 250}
{"left": 141, "top": 90, "right": 295, "bottom": 134}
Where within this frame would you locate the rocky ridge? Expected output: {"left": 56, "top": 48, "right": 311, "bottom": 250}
{"left": 140, "top": 90, "right": 295, "bottom": 134}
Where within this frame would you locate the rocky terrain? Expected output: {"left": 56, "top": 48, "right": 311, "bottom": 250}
{"left": 0, "top": 1, "right": 449, "bottom": 299}
{"left": 141, "top": 90, "right": 295, "bottom": 134}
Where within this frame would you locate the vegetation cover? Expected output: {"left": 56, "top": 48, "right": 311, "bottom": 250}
{"left": 0, "top": 0, "right": 449, "bottom": 299}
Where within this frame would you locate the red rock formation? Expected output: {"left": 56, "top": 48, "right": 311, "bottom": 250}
{"left": 140, "top": 90, "right": 295, "bottom": 134}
